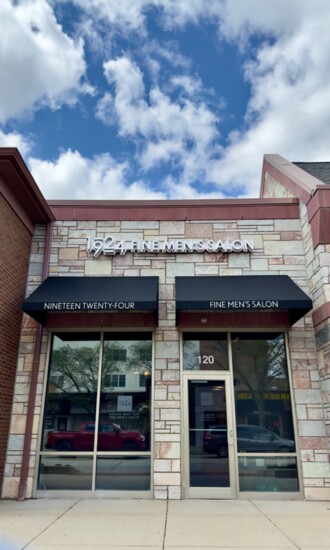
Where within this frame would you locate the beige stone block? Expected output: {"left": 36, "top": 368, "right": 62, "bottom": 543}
{"left": 304, "top": 487, "right": 330, "bottom": 500}
{"left": 155, "top": 341, "right": 179, "bottom": 359}
{"left": 85, "top": 259, "right": 112, "bottom": 275}
{"left": 172, "top": 459, "right": 180, "bottom": 472}
{"left": 154, "top": 459, "right": 172, "bottom": 472}
{"left": 186, "top": 223, "right": 213, "bottom": 240}
{"left": 251, "top": 258, "right": 268, "bottom": 271}
{"left": 154, "top": 489, "right": 168, "bottom": 499}
{"left": 160, "top": 409, "right": 180, "bottom": 421}
{"left": 159, "top": 221, "right": 185, "bottom": 235}
{"left": 113, "top": 254, "right": 133, "bottom": 267}
{"left": 295, "top": 389, "right": 322, "bottom": 404}
{"left": 59, "top": 248, "right": 79, "bottom": 260}
{"left": 162, "top": 371, "right": 180, "bottom": 382}
{"left": 166, "top": 262, "right": 194, "bottom": 279}
{"left": 11, "top": 415, "right": 27, "bottom": 434}
{"left": 296, "top": 405, "right": 307, "bottom": 419}
{"left": 307, "top": 407, "right": 325, "bottom": 420}
{"left": 155, "top": 441, "right": 180, "bottom": 459}
{"left": 154, "top": 388, "right": 167, "bottom": 400}
{"left": 298, "top": 420, "right": 326, "bottom": 437}
{"left": 302, "top": 462, "right": 330, "bottom": 478}
{"left": 274, "top": 219, "right": 302, "bottom": 230}
{"left": 228, "top": 254, "right": 250, "bottom": 268}
{"left": 2, "top": 477, "right": 19, "bottom": 499}
{"left": 264, "top": 240, "right": 304, "bottom": 255}
{"left": 196, "top": 265, "right": 219, "bottom": 275}
{"left": 168, "top": 485, "right": 181, "bottom": 499}
{"left": 154, "top": 472, "right": 180, "bottom": 485}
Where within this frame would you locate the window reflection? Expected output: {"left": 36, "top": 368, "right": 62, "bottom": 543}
{"left": 183, "top": 333, "right": 228, "bottom": 371}
{"left": 96, "top": 457, "right": 151, "bottom": 490}
{"left": 238, "top": 457, "right": 299, "bottom": 492}
{"left": 40, "top": 332, "right": 152, "bottom": 492}
{"left": 232, "top": 333, "right": 296, "bottom": 453}
{"left": 38, "top": 456, "right": 93, "bottom": 490}
{"left": 98, "top": 335, "right": 151, "bottom": 452}
{"left": 42, "top": 334, "right": 100, "bottom": 452}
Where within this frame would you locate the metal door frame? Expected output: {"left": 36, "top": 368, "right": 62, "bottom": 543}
{"left": 183, "top": 372, "right": 237, "bottom": 499}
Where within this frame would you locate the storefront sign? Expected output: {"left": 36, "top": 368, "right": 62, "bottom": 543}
{"left": 43, "top": 301, "right": 136, "bottom": 311}
{"left": 210, "top": 300, "right": 279, "bottom": 310}
{"left": 87, "top": 236, "right": 254, "bottom": 257}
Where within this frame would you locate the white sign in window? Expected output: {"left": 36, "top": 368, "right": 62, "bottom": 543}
{"left": 117, "top": 395, "right": 133, "bottom": 412}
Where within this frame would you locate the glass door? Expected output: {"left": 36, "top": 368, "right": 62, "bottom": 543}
{"left": 184, "top": 374, "right": 236, "bottom": 498}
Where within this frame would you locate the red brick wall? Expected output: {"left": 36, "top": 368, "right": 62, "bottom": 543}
{"left": 0, "top": 195, "right": 31, "bottom": 491}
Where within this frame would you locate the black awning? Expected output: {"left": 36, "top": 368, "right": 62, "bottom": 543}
{"left": 23, "top": 276, "right": 158, "bottom": 325}
{"left": 176, "top": 275, "right": 312, "bottom": 326}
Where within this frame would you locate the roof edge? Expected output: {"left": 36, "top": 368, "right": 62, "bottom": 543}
{"left": 261, "top": 154, "right": 322, "bottom": 203}
{"left": 0, "top": 148, "right": 54, "bottom": 227}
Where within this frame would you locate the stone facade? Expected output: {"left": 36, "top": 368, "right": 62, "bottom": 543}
{"left": 263, "top": 169, "right": 330, "bottom": 500}
{"left": 4, "top": 212, "right": 327, "bottom": 500}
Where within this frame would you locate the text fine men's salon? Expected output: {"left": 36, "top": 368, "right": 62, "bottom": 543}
{"left": 0, "top": 149, "right": 329, "bottom": 501}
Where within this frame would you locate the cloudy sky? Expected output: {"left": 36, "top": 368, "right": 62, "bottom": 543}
{"left": 1, "top": 0, "right": 330, "bottom": 200}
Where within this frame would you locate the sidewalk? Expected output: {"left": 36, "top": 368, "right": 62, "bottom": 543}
{"left": 0, "top": 498, "right": 329, "bottom": 550}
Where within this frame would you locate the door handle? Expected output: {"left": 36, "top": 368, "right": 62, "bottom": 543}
{"left": 228, "top": 429, "right": 234, "bottom": 445}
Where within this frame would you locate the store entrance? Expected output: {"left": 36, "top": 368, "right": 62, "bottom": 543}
{"left": 183, "top": 374, "right": 236, "bottom": 499}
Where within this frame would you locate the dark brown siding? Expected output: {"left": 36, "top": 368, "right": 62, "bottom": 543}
{"left": 0, "top": 195, "right": 31, "bottom": 491}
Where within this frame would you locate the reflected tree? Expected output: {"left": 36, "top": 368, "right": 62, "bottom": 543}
{"left": 232, "top": 335, "right": 287, "bottom": 427}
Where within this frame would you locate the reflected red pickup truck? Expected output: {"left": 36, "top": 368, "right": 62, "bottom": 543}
{"left": 45, "top": 422, "right": 146, "bottom": 452}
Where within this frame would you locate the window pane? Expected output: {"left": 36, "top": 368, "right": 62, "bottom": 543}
{"left": 232, "top": 333, "right": 296, "bottom": 453}
{"left": 41, "top": 333, "right": 101, "bottom": 452}
{"left": 183, "top": 333, "right": 228, "bottom": 371}
{"left": 38, "top": 456, "right": 93, "bottom": 490}
{"left": 238, "top": 457, "right": 299, "bottom": 492}
{"left": 96, "top": 457, "right": 151, "bottom": 490}
{"left": 98, "top": 335, "right": 152, "bottom": 452}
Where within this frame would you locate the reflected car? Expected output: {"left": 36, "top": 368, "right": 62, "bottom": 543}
{"left": 45, "top": 422, "right": 147, "bottom": 452}
{"left": 203, "top": 425, "right": 295, "bottom": 457}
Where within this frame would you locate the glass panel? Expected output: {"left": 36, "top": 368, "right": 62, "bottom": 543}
{"left": 41, "top": 333, "right": 101, "bottom": 452}
{"left": 96, "top": 457, "right": 151, "bottom": 490}
{"left": 183, "top": 333, "right": 228, "bottom": 371}
{"left": 98, "top": 334, "right": 152, "bottom": 452}
{"left": 232, "top": 333, "right": 296, "bottom": 453}
{"left": 38, "top": 456, "right": 93, "bottom": 490}
{"left": 188, "top": 380, "right": 230, "bottom": 487}
{"left": 238, "top": 457, "right": 299, "bottom": 492}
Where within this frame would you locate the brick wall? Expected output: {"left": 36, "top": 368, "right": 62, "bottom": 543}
{"left": 0, "top": 195, "right": 31, "bottom": 493}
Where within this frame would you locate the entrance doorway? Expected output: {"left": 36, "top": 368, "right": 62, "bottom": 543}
{"left": 183, "top": 374, "right": 236, "bottom": 498}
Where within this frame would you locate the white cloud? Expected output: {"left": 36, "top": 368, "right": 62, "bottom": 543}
{"left": 204, "top": 4, "right": 330, "bottom": 196}
{"left": 0, "top": 0, "right": 91, "bottom": 123}
{"left": 102, "top": 56, "right": 220, "bottom": 184}
{"left": 0, "top": 130, "right": 32, "bottom": 157}
{"left": 28, "top": 149, "right": 166, "bottom": 199}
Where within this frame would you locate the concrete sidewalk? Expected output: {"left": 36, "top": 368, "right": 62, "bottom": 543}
{"left": 0, "top": 498, "right": 329, "bottom": 550}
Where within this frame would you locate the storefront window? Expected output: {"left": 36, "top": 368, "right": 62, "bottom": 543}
{"left": 38, "top": 332, "right": 152, "bottom": 493}
{"left": 232, "top": 332, "right": 298, "bottom": 492}
{"left": 98, "top": 334, "right": 151, "bottom": 452}
{"left": 41, "top": 333, "right": 100, "bottom": 452}
{"left": 183, "top": 333, "right": 228, "bottom": 371}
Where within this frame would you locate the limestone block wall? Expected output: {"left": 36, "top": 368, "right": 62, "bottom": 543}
{"left": 3, "top": 215, "right": 327, "bottom": 499}
{"left": 263, "top": 171, "right": 330, "bottom": 499}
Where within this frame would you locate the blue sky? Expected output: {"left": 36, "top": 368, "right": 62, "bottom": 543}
{"left": 1, "top": 0, "right": 330, "bottom": 200}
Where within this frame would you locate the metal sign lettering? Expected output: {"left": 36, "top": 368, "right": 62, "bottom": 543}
{"left": 87, "top": 236, "right": 254, "bottom": 257}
